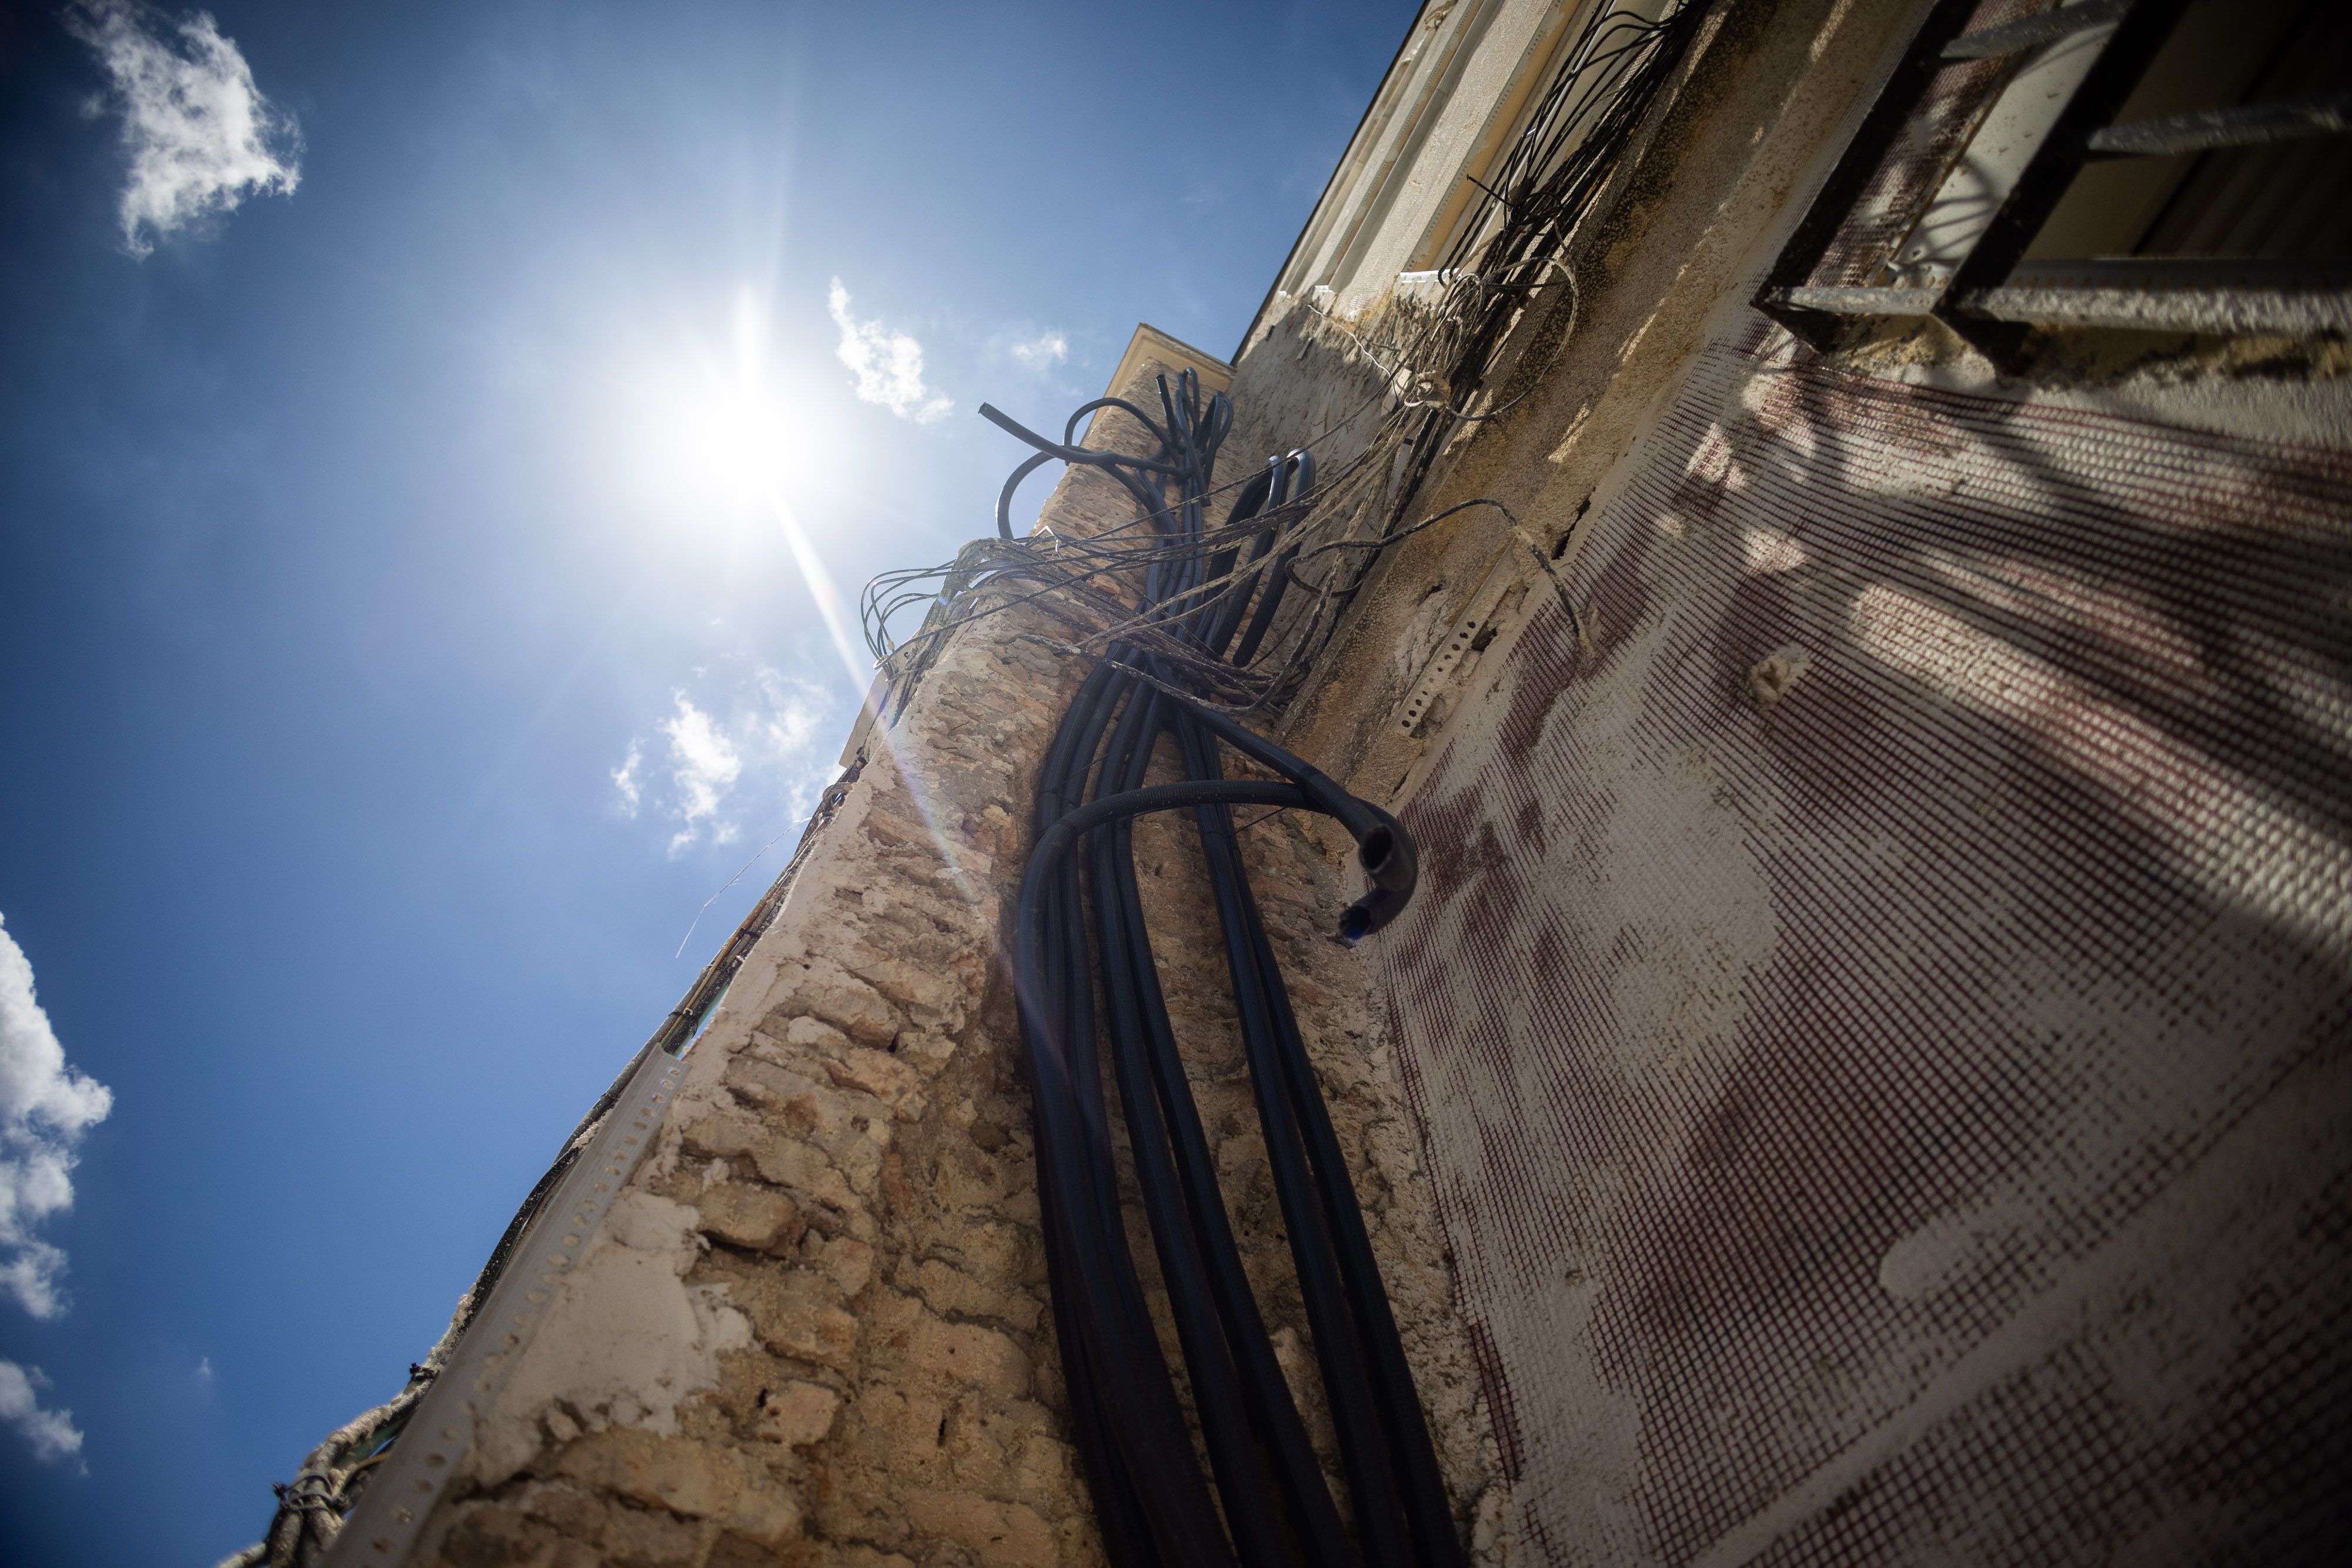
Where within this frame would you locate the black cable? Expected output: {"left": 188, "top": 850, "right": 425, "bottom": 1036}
{"left": 1003, "top": 370, "right": 1458, "bottom": 1568}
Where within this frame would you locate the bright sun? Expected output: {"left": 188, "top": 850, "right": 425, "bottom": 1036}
{"left": 613, "top": 285, "right": 876, "bottom": 701}
{"left": 632, "top": 287, "right": 814, "bottom": 516}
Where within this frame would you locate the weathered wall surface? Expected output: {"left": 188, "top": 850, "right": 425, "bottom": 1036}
{"left": 401, "top": 363, "right": 1505, "bottom": 1568}
{"left": 1281, "top": 0, "right": 1568, "bottom": 313}
{"left": 1250, "top": 0, "right": 1927, "bottom": 798}
{"left": 1215, "top": 0, "right": 2352, "bottom": 1562}
{"left": 1382, "top": 329, "right": 2352, "bottom": 1563}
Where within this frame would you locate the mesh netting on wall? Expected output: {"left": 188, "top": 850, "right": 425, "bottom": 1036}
{"left": 1384, "top": 337, "right": 2352, "bottom": 1566}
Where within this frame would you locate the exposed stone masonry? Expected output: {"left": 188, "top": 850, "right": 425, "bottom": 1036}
{"left": 415, "top": 361, "right": 1505, "bottom": 1567}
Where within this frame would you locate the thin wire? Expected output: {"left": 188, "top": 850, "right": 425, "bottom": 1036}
{"left": 675, "top": 818, "right": 799, "bottom": 958}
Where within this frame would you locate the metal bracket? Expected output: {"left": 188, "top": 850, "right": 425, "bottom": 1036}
{"left": 1395, "top": 548, "right": 1518, "bottom": 736}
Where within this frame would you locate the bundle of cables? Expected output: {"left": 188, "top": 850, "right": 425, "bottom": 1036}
{"left": 998, "top": 369, "right": 1462, "bottom": 1568}
{"left": 860, "top": 386, "right": 1408, "bottom": 719}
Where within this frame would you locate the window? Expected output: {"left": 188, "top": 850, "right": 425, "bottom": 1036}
{"left": 1758, "top": 0, "right": 2352, "bottom": 356}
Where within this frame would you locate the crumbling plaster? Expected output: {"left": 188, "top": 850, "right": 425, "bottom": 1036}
{"left": 1235, "top": 0, "right": 1927, "bottom": 803}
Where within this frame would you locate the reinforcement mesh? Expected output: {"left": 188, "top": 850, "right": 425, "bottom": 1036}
{"left": 1383, "top": 335, "right": 2352, "bottom": 1565}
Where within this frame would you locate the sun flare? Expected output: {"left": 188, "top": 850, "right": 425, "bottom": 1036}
{"left": 612, "top": 286, "right": 884, "bottom": 714}
{"left": 633, "top": 288, "right": 812, "bottom": 513}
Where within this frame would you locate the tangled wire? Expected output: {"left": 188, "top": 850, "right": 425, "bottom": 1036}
{"left": 860, "top": 1, "right": 1706, "bottom": 715}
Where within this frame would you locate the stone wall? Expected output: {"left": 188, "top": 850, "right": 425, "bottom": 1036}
{"left": 405, "top": 360, "right": 1506, "bottom": 1567}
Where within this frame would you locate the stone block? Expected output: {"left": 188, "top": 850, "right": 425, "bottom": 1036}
{"left": 904, "top": 1310, "right": 1032, "bottom": 1400}
{"left": 776, "top": 957, "right": 908, "bottom": 1048}
{"left": 594, "top": 1501, "right": 709, "bottom": 1566}
{"left": 731, "top": 1274, "right": 861, "bottom": 1372}
{"left": 817, "top": 1044, "right": 930, "bottom": 1121}
{"left": 755, "top": 1380, "right": 841, "bottom": 1447}
{"left": 910, "top": 1255, "right": 1041, "bottom": 1333}
{"left": 550, "top": 1429, "right": 803, "bottom": 1548}
{"left": 817, "top": 1233, "right": 876, "bottom": 1298}
{"left": 696, "top": 1182, "right": 804, "bottom": 1255}
{"left": 681, "top": 1111, "right": 864, "bottom": 1222}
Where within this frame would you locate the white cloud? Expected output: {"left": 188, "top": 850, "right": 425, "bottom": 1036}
{"left": 1010, "top": 331, "right": 1068, "bottom": 370}
{"left": 828, "top": 279, "right": 953, "bottom": 423}
{"left": 0, "top": 1362, "right": 83, "bottom": 1465}
{"left": 66, "top": 0, "right": 301, "bottom": 258}
{"left": 614, "top": 670, "right": 834, "bottom": 856}
{"left": 746, "top": 665, "right": 825, "bottom": 761}
{"left": 0, "top": 913, "right": 112, "bottom": 1320}
{"left": 659, "top": 696, "right": 742, "bottom": 854}
{"left": 610, "top": 740, "right": 644, "bottom": 817}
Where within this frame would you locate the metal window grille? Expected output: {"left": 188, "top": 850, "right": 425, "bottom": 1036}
{"left": 1756, "top": 0, "right": 2352, "bottom": 357}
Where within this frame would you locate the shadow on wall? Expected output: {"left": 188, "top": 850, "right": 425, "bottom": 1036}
{"left": 1382, "top": 328, "right": 2352, "bottom": 1565}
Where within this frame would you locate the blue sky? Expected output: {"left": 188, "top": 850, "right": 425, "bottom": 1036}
{"left": 0, "top": 2, "right": 1413, "bottom": 1558}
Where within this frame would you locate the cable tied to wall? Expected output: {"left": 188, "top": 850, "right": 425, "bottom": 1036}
{"left": 1003, "top": 366, "right": 1459, "bottom": 1568}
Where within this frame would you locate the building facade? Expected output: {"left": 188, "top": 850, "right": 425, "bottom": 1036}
{"left": 251, "top": 2, "right": 2351, "bottom": 1564}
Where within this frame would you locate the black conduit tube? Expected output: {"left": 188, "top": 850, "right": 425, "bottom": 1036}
{"left": 990, "top": 372, "right": 1462, "bottom": 1568}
